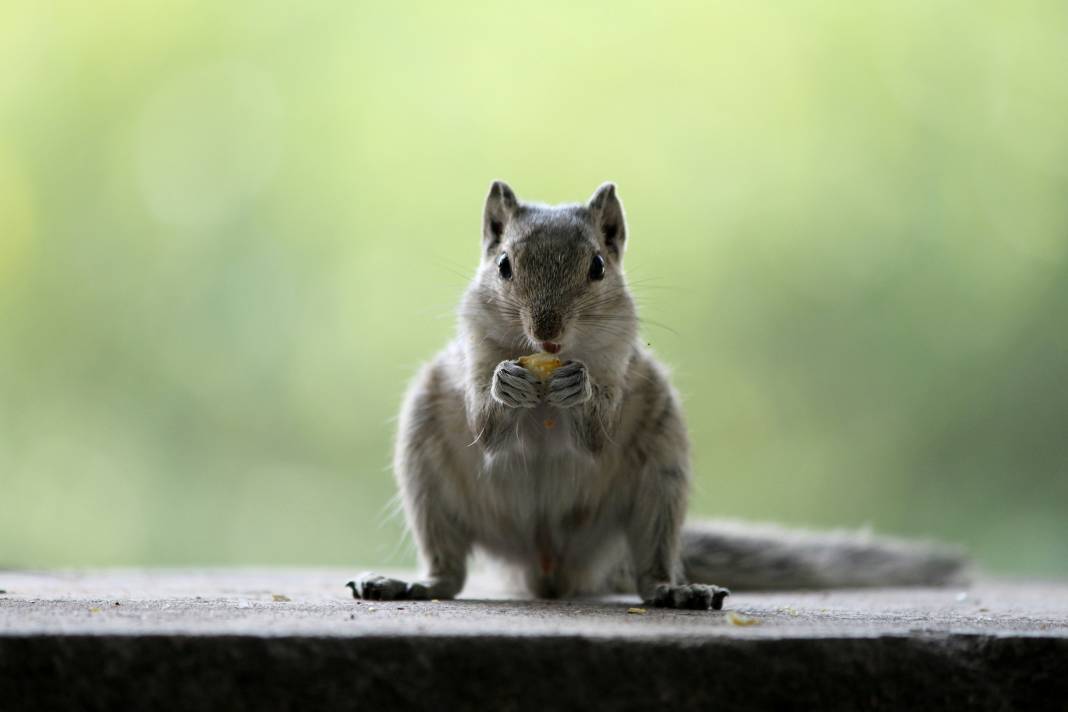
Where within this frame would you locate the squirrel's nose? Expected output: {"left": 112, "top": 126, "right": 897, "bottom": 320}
{"left": 531, "top": 312, "right": 563, "bottom": 344}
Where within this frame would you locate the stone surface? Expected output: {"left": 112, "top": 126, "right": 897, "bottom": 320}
{"left": 2, "top": 570, "right": 1067, "bottom": 711}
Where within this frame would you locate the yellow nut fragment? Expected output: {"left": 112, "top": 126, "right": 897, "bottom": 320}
{"left": 726, "top": 611, "right": 760, "bottom": 626}
{"left": 518, "top": 352, "right": 563, "bottom": 381}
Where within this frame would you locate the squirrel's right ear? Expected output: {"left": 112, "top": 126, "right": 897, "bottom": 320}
{"left": 587, "top": 182, "right": 626, "bottom": 259}
{"left": 483, "top": 180, "right": 518, "bottom": 253}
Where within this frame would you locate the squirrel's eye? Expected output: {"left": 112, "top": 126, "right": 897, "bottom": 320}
{"left": 589, "top": 254, "right": 606, "bottom": 281}
{"left": 497, "top": 253, "right": 513, "bottom": 280}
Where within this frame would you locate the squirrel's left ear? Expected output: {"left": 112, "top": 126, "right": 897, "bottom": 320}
{"left": 587, "top": 182, "right": 626, "bottom": 259}
{"left": 483, "top": 180, "right": 518, "bottom": 254}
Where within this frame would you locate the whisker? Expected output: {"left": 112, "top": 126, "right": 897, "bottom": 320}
{"left": 637, "top": 318, "right": 680, "bottom": 336}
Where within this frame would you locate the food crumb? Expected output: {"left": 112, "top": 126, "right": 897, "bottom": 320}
{"left": 726, "top": 611, "right": 760, "bottom": 627}
{"left": 431, "top": 599, "right": 440, "bottom": 603}
{"left": 89, "top": 607, "right": 102, "bottom": 615}
{"left": 518, "top": 353, "right": 562, "bottom": 381}
{"left": 272, "top": 594, "right": 291, "bottom": 602}
{"left": 627, "top": 607, "right": 647, "bottom": 615}
{"left": 367, "top": 606, "right": 377, "bottom": 612}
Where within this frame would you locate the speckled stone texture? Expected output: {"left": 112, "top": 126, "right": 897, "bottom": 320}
{"left": 1, "top": 570, "right": 1066, "bottom": 711}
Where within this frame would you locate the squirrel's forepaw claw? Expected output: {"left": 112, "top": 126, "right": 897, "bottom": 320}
{"left": 546, "top": 360, "right": 592, "bottom": 408}
{"left": 492, "top": 360, "right": 541, "bottom": 408}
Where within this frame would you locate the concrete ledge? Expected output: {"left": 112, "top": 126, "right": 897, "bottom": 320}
{"left": 2, "top": 571, "right": 1067, "bottom": 711}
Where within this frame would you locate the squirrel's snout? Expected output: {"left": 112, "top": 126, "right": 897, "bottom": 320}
{"left": 531, "top": 311, "right": 563, "bottom": 345}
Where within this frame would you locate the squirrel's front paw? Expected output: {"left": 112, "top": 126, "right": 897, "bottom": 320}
{"left": 492, "top": 360, "right": 540, "bottom": 408}
{"left": 546, "top": 360, "right": 592, "bottom": 408}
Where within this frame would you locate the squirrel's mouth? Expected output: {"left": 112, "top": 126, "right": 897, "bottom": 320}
{"left": 540, "top": 341, "right": 561, "bottom": 354}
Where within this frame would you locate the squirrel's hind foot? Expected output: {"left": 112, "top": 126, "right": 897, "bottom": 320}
{"left": 346, "top": 573, "right": 447, "bottom": 601}
{"left": 647, "top": 583, "right": 730, "bottom": 611}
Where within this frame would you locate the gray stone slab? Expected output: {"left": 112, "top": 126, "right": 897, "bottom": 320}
{"left": 2, "top": 570, "right": 1067, "bottom": 711}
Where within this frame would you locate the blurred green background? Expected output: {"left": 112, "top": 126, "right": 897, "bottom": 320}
{"left": 2, "top": 1, "right": 1066, "bottom": 575}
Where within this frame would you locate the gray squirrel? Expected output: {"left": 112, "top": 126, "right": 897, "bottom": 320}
{"left": 348, "top": 181, "right": 968, "bottom": 610}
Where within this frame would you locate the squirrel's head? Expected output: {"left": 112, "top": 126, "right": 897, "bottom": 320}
{"left": 466, "top": 180, "right": 637, "bottom": 356}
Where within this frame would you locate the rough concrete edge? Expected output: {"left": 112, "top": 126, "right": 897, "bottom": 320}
{"left": 2, "top": 632, "right": 1067, "bottom": 711}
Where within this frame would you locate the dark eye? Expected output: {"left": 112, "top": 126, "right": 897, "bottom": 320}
{"left": 497, "top": 253, "right": 512, "bottom": 280}
{"left": 589, "top": 254, "right": 606, "bottom": 281}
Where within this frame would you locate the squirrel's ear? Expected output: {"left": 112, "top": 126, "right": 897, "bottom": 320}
{"left": 587, "top": 182, "right": 626, "bottom": 259}
{"left": 483, "top": 180, "right": 518, "bottom": 253}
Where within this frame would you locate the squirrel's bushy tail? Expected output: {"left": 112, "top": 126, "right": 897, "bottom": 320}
{"left": 681, "top": 520, "right": 970, "bottom": 590}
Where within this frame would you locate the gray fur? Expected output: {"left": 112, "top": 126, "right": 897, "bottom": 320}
{"left": 349, "top": 181, "right": 968, "bottom": 609}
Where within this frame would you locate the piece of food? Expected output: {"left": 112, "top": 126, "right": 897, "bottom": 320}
{"left": 518, "top": 352, "right": 563, "bottom": 381}
{"left": 627, "top": 607, "right": 647, "bottom": 615}
{"left": 726, "top": 611, "right": 760, "bottom": 626}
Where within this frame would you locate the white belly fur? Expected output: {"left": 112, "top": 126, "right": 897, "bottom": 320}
{"left": 465, "top": 404, "right": 624, "bottom": 592}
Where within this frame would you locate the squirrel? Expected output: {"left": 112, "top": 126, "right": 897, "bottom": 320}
{"left": 348, "top": 181, "right": 968, "bottom": 610}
